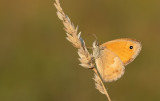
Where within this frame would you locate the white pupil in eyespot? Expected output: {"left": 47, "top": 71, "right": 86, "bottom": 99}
{"left": 130, "top": 46, "right": 133, "bottom": 49}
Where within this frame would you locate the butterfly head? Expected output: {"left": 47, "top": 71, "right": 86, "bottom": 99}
{"left": 93, "top": 40, "right": 101, "bottom": 59}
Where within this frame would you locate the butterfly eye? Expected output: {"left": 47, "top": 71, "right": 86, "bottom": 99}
{"left": 129, "top": 46, "right": 133, "bottom": 49}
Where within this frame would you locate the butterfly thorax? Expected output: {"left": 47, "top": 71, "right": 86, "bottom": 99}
{"left": 92, "top": 41, "right": 104, "bottom": 59}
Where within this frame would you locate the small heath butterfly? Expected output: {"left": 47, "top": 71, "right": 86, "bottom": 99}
{"left": 93, "top": 38, "right": 142, "bottom": 82}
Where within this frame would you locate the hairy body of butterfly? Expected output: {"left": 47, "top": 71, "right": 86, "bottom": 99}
{"left": 93, "top": 38, "right": 142, "bottom": 82}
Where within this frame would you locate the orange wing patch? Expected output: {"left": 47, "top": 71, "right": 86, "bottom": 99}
{"left": 101, "top": 38, "right": 141, "bottom": 65}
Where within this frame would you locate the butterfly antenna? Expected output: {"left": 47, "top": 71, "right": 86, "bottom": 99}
{"left": 92, "top": 34, "right": 98, "bottom": 41}
{"left": 87, "top": 34, "right": 99, "bottom": 45}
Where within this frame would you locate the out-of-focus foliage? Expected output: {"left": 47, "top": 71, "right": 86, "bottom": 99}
{"left": 0, "top": 0, "right": 160, "bottom": 101}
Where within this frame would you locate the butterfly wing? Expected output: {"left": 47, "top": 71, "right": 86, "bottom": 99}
{"left": 94, "top": 38, "right": 141, "bottom": 82}
{"left": 95, "top": 48, "right": 125, "bottom": 82}
{"left": 101, "top": 38, "right": 142, "bottom": 65}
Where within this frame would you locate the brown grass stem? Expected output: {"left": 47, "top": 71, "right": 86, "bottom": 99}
{"left": 93, "top": 68, "right": 111, "bottom": 101}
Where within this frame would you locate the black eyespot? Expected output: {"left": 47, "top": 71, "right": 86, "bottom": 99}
{"left": 130, "top": 46, "right": 133, "bottom": 49}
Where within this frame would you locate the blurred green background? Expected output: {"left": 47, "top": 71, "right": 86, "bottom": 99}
{"left": 0, "top": 0, "right": 160, "bottom": 101}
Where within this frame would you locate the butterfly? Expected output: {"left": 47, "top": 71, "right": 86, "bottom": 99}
{"left": 93, "top": 38, "right": 142, "bottom": 82}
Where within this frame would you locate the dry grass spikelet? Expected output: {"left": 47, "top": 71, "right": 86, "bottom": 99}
{"left": 93, "top": 73, "right": 106, "bottom": 94}
{"left": 54, "top": 0, "right": 93, "bottom": 69}
{"left": 54, "top": 0, "right": 111, "bottom": 101}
